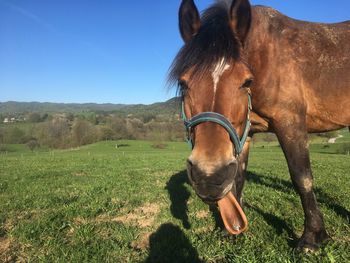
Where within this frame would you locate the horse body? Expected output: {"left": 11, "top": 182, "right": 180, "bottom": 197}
{"left": 241, "top": 6, "right": 350, "bottom": 250}
{"left": 171, "top": 0, "right": 350, "bottom": 252}
{"left": 247, "top": 6, "right": 350, "bottom": 133}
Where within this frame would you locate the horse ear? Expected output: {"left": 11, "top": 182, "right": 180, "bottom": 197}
{"left": 179, "top": 0, "right": 201, "bottom": 42}
{"left": 230, "top": 0, "right": 252, "bottom": 44}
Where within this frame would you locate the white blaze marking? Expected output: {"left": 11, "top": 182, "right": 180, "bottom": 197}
{"left": 212, "top": 58, "right": 230, "bottom": 106}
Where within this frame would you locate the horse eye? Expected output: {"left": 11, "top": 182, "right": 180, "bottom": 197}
{"left": 178, "top": 80, "right": 189, "bottom": 92}
{"left": 241, "top": 78, "right": 253, "bottom": 89}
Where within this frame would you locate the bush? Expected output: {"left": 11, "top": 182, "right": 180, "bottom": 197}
{"left": 36, "top": 118, "right": 71, "bottom": 149}
{"left": 28, "top": 112, "right": 42, "bottom": 123}
{"left": 4, "top": 127, "right": 26, "bottom": 144}
{"left": 26, "top": 139, "right": 40, "bottom": 152}
{"left": 109, "top": 117, "right": 129, "bottom": 140}
{"left": 98, "top": 126, "right": 116, "bottom": 141}
{"left": 317, "top": 131, "right": 339, "bottom": 139}
{"left": 71, "top": 119, "right": 97, "bottom": 146}
{"left": 0, "top": 144, "right": 8, "bottom": 152}
{"left": 337, "top": 143, "right": 350, "bottom": 155}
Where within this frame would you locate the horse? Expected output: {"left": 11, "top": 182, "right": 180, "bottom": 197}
{"left": 169, "top": 0, "right": 350, "bottom": 252}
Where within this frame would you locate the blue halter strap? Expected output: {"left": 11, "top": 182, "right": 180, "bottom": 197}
{"left": 181, "top": 91, "right": 252, "bottom": 156}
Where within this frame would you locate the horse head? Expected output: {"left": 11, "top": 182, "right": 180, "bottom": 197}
{"left": 169, "top": 0, "right": 253, "bottom": 234}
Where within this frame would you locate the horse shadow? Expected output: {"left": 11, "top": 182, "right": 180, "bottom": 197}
{"left": 165, "top": 170, "right": 349, "bottom": 249}
{"left": 245, "top": 203, "right": 298, "bottom": 247}
{"left": 165, "top": 170, "right": 225, "bottom": 231}
{"left": 165, "top": 170, "right": 192, "bottom": 229}
{"left": 165, "top": 171, "right": 299, "bottom": 245}
{"left": 246, "top": 172, "right": 350, "bottom": 224}
{"left": 144, "top": 223, "right": 202, "bottom": 263}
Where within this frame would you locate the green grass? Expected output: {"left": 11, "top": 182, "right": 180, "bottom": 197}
{"left": 0, "top": 140, "right": 349, "bottom": 262}
{"left": 338, "top": 128, "right": 350, "bottom": 143}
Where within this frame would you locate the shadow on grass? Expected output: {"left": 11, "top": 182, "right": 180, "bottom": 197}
{"left": 116, "top": 144, "right": 130, "bottom": 148}
{"left": 144, "top": 223, "right": 202, "bottom": 263}
{"left": 165, "top": 171, "right": 191, "bottom": 229}
{"left": 166, "top": 170, "right": 225, "bottom": 231}
{"left": 246, "top": 172, "right": 350, "bottom": 224}
{"left": 245, "top": 203, "right": 298, "bottom": 247}
{"left": 164, "top": 170, "right": 348, "bottom": 252}
{"left": 209, "top": 205, "right": 226, "bottom": 231}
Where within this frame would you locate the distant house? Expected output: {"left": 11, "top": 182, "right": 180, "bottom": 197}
{"left": 3, "top": 117, "right": 18, "bottom": 123}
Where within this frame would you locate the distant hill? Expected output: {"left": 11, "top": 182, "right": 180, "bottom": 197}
{"left": 112, "top": 97, "right": 180, "bottom": 117}
{"left": 0, "top": 101, "right": 126, "bottom": 113}
{"left": 0, "top": 98, "right": 181, "bottom": 117}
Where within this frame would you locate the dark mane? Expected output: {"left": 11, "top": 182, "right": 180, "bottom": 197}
{"left": 168, "top": 0, "right": 241, "bottom": 91}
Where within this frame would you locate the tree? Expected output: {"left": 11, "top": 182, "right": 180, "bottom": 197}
{"left": 316, "top": 131, "right": 339, "bottom": 139}
{"left": 109, "top": 117, "right": 129, "bottom": 139}
{"left": 0, "top": 128, "right": 5, "bottom": 152}
{"left": 126, "top": 118, "right": 144, "bottom": 140}
{"left": 98, "top": 126, "right": 116, "bottom": 141}
{"left": 71, "top": 119, "right": 97, "bottom": 146}
{"left": 338, "top": 143, "right": 350, "bottom": 155}
{"left": 5, "top": 127, "right": 26, "bottom": 144}
{"left": 26, "top": 139, "right": 40, "bottom": 152}
{"left": 0, "top": 128, "right": 4, "bottom": 144}
{"left": 325, "top": 131, "right": 339, "bottom": 139}
{"left": 41, "top": 113, "right": 49, "bottom": 122}
{"left": 86, "top": 113, "right": 98, "bottom": 125}
{"left": 141, "top": 113, "right": 155, "bottom": 123}
{"left": 263, "top": 133, "right": 277, "bottom": 147}
{"left": 28, "top": 112, "right": 41, "bottom": 123}
{"left": 66, "top": 113, "right": 75, "bottom": 122}
{"left": 36, "top": 118, "right": 71, "bottom": 148}
{"left": 251, "top": 134, "right": 260, "bottom": 146}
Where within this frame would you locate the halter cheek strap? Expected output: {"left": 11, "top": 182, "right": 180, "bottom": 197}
{"left": 181, "top": 91, "right": 252, "bottom": 156}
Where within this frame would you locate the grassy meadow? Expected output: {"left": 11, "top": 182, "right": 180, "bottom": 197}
{"left": 0, "top": 135, "right": 349, "bottom": 262}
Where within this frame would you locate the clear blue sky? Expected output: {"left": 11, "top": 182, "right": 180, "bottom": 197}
{"left": 1, "top": 0, "right": 349, "bottom": 104}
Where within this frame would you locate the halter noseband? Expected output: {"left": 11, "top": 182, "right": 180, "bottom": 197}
{"left": 181, "top": 90, "right": 252, "bottom": 156}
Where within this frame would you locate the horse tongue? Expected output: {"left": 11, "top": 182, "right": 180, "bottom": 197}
{"left": 217, "top": 192, "right": 248, "bottom": 235}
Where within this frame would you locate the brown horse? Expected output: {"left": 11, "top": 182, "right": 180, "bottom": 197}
{"left": 169, "top": 0, "right": 350, "bottom": 251}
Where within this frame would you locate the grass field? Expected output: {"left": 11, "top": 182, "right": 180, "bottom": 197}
{"left": 0, "top": 139, "right": 349, "bottom": 262}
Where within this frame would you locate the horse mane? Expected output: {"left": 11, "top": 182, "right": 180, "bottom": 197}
{"left": 168, "top": 0, "right": 241, "bottom": 93}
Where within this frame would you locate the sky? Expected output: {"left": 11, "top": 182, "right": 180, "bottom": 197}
{"left": 1, "top": 0, "right": 349, "bottom": 105}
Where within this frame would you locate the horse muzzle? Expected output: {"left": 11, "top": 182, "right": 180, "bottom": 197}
{"left": 187, "top": 159, "right": 238, "bottom": 203}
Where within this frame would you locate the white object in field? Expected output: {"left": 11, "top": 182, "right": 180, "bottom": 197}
{"left": 233, "top": 225, "right": 240, "bottom": 231}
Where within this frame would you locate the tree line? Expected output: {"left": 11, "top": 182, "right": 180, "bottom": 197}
{"left": 0, "top": 112, "right": 184, "bottom": 150}
{"left": 0, "top": 111, "right": 343, "bottom": 152}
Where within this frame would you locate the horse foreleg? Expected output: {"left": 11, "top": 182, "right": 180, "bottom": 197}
{"left": 274, "top": 119, "right": 330, "bottom": 251}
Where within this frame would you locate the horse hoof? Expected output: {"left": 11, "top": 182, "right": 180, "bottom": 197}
{"left": 297, "top": 230, "right": 331, "bottom": 253}
{"left": 297, "top": 243, "right": 318, "bottom": 254}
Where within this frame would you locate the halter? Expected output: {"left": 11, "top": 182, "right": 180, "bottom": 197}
{"left": 181, "top": 90, "right": 252, "bottom": 156}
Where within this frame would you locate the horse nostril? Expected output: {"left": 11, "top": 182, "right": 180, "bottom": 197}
{"left": 228, "top": 160, "right": 238, "bottom": 168}
{"left": 187, "top": 159, "right": 201, "bottom": 184}
{"left": 228, "top": 159, "right": 238, "bottom": 165}
{"left": 187, "top": 159, "right": 193, "bottom": 168}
